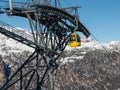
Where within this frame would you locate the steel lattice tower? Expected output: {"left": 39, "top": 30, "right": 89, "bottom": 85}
{"left": 0, "top": 0, "right": 90, "bottom": 89}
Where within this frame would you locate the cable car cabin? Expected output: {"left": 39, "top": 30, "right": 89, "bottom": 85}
{"left": 69, "top": 33, "right": 81, "bottom": 47}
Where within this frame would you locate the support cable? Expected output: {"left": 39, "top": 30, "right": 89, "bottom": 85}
{"left": 90, "top": 32, "right": 120, "bottom": 56}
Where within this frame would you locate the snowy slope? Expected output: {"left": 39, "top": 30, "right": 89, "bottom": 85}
{"left": 0, "top": 27, "right": 119, "bottom": 56}
{"left": 0, "top": 31, "right": 34, "bottom": 52}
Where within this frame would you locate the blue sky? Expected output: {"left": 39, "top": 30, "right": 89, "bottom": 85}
{"left": 70, "top": 0, "right": 120, "bottom": 43}
{"left": 0, "top": 0, "right": 120, "bottom": 43}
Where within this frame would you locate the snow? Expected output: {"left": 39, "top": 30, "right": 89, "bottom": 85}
{"left": 0, "top": 29, "right": 34, "bottom": 52}
{"left": 60, "top": 56, "right": 84, "bottom": 64}
{"left": 110, "top": 41, "right": 120, "bottom": 44}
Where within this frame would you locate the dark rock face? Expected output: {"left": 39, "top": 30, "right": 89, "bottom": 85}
{"left": 55, "top": 49, "right": 120, "bottom": 90}
{"left": 0, "top": 48, "right": 120, "bottom": 90}
{"left": 0, "top": 57, "right": 5, "bottom": 87}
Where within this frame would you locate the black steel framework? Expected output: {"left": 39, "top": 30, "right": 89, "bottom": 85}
{"left": 0, "top": 0, "right": 90, "bottom": 90}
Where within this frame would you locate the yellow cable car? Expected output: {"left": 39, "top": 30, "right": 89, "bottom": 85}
{"left": 69, "top": 33, "right": 81, "bottom": 47}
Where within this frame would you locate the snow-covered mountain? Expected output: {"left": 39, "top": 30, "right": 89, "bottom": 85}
{"left": 0, "top": 27, "right": 119, "bottom": 54}
{"left": 0, "top": 29, "right": 119, "bottom": 66}
{"left": 0, "top": 28, "right": 120, "bottom": 90}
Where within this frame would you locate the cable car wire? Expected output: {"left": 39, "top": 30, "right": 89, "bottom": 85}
{"left": 90, "top": 32, "right": 120, "bottom": 56}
